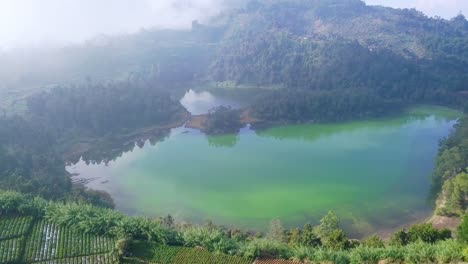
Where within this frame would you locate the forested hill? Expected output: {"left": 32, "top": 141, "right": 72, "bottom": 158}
{"left": 209, "top": 0, "right": 468, "bottom": 101}
{"left": 1, "top": 0, "right": 468, "bottom": 117}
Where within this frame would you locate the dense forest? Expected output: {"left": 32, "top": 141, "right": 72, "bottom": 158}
{"left": 0, "top": 78, "right": 187, "bottom": 206}
{"left": 433, "top": 117, "right": 468, "bottom": 216}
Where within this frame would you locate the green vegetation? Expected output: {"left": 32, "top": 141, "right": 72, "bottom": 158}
{"left": 204, "top": 106, "right": 242, "bottom": 135}
{"left": 0, "top": 77, "right": 187, "bottom": 207}
{"left": 252, "top": 90, "right": 401, "bottom": 123}
{"left": 125, "top": 243, "right": 252, "bottom": 264}
{"left": 0, "top": 1, "right": 467, "bottom": 263}
{"left": 433, "top": 117, "right": 468, "bottom": 216}
{"left": 0, "top": 190, "right": 467, "bottom": 263}
{"left": 27, "top": 81, "right": 186, "bottom": 138}
{"left": 0, "top": 216, "right": 116, "bottom": 263}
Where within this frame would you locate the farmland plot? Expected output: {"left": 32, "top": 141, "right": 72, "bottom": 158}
{"left": 24, "top": 220, "right": 116, "bottom": 263}
{"left": 0, "top": 237, "right": 24, "bottom": 263}
{"left": 0, "top": 216, "right": 33, "bottom": 240}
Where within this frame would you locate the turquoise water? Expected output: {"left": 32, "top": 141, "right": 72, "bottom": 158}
{"left": 67, "top": 106, "right": 461, "bottom": 237}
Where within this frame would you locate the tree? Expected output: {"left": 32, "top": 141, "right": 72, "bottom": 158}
{"left": 314, "top": 211, "right": 340, "bottom": 240}
{"left": 300, "top": 223, "right": 321, "bottom": 247}
{"left": 204, "top": 106, "right": 242, "bottom": 135}
{"left": 267, "top": 218, "right": 286, "bottom": 243}
{"left": 325, "top": 229, "right": 349, "bottom": 250}
{"left": 288, "top": 228, "right": 301, "bottom": 246}
{"left": 389, "top": 229, "right": 409, "bottom": 246}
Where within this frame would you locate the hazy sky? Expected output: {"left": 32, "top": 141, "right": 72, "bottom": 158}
{"left": 365, "top": 0, "right": 467, "bottom": 18}
{"left": 0, "top": 0, "right": 466, "bottom": 49}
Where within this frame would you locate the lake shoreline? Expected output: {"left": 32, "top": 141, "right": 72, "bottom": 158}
{"left": 65, "top": 102, "right": 463, "bottom": 239}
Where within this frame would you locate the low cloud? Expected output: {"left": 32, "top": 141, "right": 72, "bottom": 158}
{"left": 365, "top": 0, "right": 467, "bottom": 18}
{"left": 0, "top": 0, "right": 228, "bottom": 49}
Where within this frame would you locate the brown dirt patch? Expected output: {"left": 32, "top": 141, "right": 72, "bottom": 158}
{"left": 186, "top": 115, "right": 208, "bottom": 130}
{"left": 429, "top": 215, "right": 461, "bottom": 231}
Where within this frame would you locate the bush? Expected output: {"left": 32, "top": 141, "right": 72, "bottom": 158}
{"left": 389, "top": 229, "right": 409, "bottom": 246}
{"left": 408, "top": 223, "right": 451, "bottom": 243}
{"left": 349, "top": 246, "right": 382, "bottom": 264}
{"left": 404, "top": 241, "right": 436, "bottom": 264}
{"left": 311, "top": 248, "right": 350, "bottom": 264}
{"left": 181, "top": 226, "right": 237, "bottom": 254}
{"left": 463, "top": 247, "right": 468, "bottom": 262}
{"left": 381, "top": 245, "right": 405, "bottom": 263}
{"left": 434, "top": 239, "right": 464, "bottom": 263}
{"left": 291, "top": 245, "right": 315, "bottom": 262}
{"left": 240, "top": 238, "right": 291, "bottom": 259}
{"left": 117, "top": 217, "right": 169, "bottom": 243}
{"left": 325, "top": 229, "right": 350, "bottom": 250}
{"left": 45, "top": 202, "right": 124, "bottom": 236}
{"left": 457, "top": 214, "right": 468, "bottom": 243}
{"left": 362, "top": 235, "right": 385, "bottom": 248}
{"left": 0, "top": 190, "right": 46, "bottom": 217}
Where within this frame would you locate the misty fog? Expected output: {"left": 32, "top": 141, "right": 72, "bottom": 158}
{"left": 0, "top": 0, "right": 466, "bottom": 50}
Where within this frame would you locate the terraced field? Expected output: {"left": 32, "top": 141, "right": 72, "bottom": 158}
{"left": 125, "top": 242, "right": 253, "bottom": 264}
{"left": 0, "top": 216, "right": 117, "bottom": 264}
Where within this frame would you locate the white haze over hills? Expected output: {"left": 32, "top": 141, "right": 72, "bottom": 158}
{"left": 365, "top": 0, "right": 468, "bottom": 19}
{"left": 0, "top": 0, "right": 467, "bottom": 50}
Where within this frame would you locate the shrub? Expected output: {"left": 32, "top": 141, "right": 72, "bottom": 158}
{"left": 349, "top": 246, "right": 382, "bottom": 264}
{"left": 457, "top": 214, "right": 468, "bottom": 243}
{"left": 181, "top": 226, "right": 237, "bottom": 254}
{"left": 362, "top": 235, "right": 385, "bottom": 248}
{"left": 389, "top": 229, "right": 409, "bottom": 246}
{"left": 117, "top": 217, "right": 168, "bottom": 243}
{"left": 300, "top": 223, "right": 321, "bottom": 247}
{"left": 291, "top": 245, "right": 315, "bottom": 262}
{"left": 240, "top": 238, "right": 291, "bottom": 259}
{"left": 407, "top": 223, "right": 451, "bottom": 244}
{"left": 312, "top": 247, "right": 334, "bottom": 263}
{"left": 44, "top": 202, "right": 124, "bottom": 236}
{"left": 462, "top": 246, "right": 468, "bottom": 262}
{"left": 381, "top": 245, "right": 405, "bottom": 263}
{"left": 0, "top": 190, "right": 46, "bottom": 216}
{"left": 404, "top": 241, "right": 436, "bottom": 264}
{"left": 332, "top": 251, "right": 351, "bottom": 264}
{"left": 325, "top": 229, "right": 350, "bottom": 250}
{"left": 434, "top": 239, "right": 464, "bottom": 263}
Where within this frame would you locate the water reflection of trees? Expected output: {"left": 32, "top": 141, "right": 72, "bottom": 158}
{"left": 67, "top": 128, "right": 171, "bottom": 166}
{"left": 206, "top": 133, "right": 239, "bottom": 148}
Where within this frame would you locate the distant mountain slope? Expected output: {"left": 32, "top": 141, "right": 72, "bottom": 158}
{"left": 208, "top": 0, "right": 468, "bottom": 103}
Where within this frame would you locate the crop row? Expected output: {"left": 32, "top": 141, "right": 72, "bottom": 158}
{"left": 171, "top": 247, "right": 251, "bottom": 264}
{"left": 32, "top": 253, "right": 118, "bottom": 264}
{"left": 0, "top": 237, "right": 24, "bottom": 264}
{"left": 24, "top": 220, "right": 116, "bottom": 262}
{"left": 0, "top": 216, "right": 33, "bottom": 240}
{"left": 151, "top": 245, "right": 181, "bottom": 263}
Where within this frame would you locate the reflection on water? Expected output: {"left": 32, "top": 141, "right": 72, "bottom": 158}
{"left": 66, "top": 107, "right": 461, "bottom": 238}
{"left": 180, "top": 89, "right": 243, "bottom": 115}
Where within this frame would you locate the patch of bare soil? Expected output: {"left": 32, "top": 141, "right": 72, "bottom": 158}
{"left": 186, "top": 115, "right": 208, "bottom": 130}
{"left": 429, "top": 215, "right": 461, "bottom": 231}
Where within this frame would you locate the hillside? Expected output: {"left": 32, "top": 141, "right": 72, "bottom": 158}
{"left": 210, "top": 0, "right": 468, "bottom": 102}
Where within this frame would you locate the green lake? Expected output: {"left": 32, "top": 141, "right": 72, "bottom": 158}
{"left": 67, "top": 100, "right": 462, "bottom": 237}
